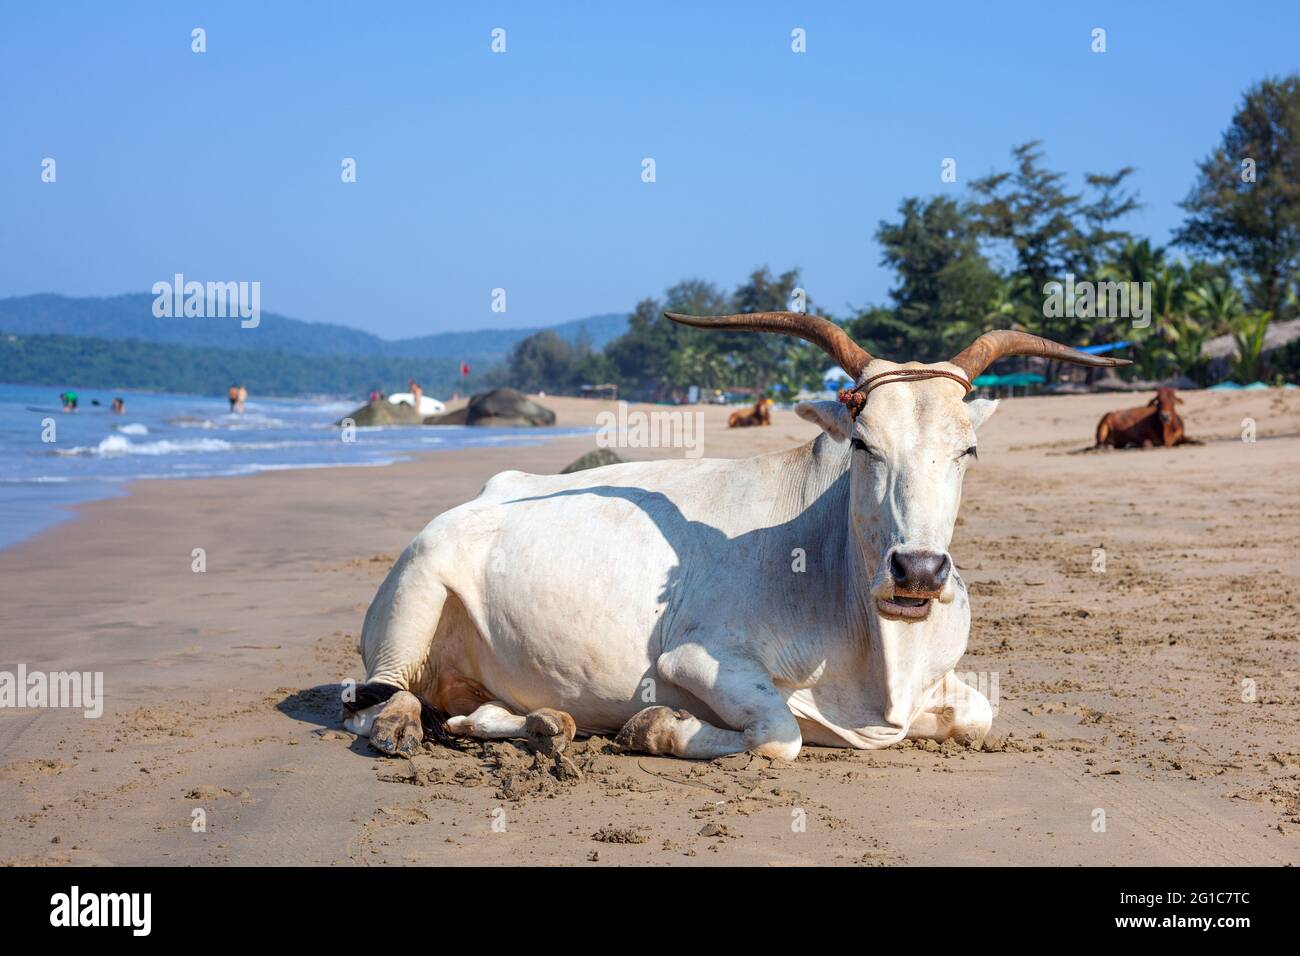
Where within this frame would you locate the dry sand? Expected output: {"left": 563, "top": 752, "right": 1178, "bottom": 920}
{"left": 0, "top": 390, "right": 1297, "bottom": 866}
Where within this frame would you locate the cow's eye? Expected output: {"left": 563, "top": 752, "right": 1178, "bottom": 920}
{"left": 958, "top": 445, "right": 978, "bottom": 461}
{"left": 850, "top": 438, "right": 881, "bottom": 459}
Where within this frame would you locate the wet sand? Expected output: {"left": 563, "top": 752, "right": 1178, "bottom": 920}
{"left": 1, "top": 390, "right": 1297, "bottom": 865}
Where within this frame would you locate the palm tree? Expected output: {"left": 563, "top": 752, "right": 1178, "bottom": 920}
{"left": 983, "top": 274, "right": 1029, "bottom": 328}
{"left": 1098, "top": 240, "right": 1171, "bottom": 366}
{"left": 1151, "top": 262, "right": 1191, "bottom": 326}
{"left": 1187, "top": 275, "right": 1244, "bottom": 335}
{"left": 665, "top": 344, "right": 730, "bottom": 392}
{"left": 1118, "top": 261, "right": 1190, "bottom": 381}
{"left": 1102, "top": 239, "right": 1166, "bottom": 289}
{"left": 1230, "top": 312, "right": 1272, "bottom": 384}
{"left": 774, "top": 340, "right": 829, "bottom": 397}
{"left": 1127, "top": 322, "right": 1175, "bottom": 381}
{"left": 1165, "top": 315, "right": 1210, "bottom": 384}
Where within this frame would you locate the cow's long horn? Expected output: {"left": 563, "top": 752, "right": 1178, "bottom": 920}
{"left": 664, "top": 311, "right": 873, "bottom": 378}
{"left": 948, "top": 330, "right": 1131, "bottom": 382}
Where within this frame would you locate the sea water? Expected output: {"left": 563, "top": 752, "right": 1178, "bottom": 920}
{"left": 0, "top": 383, "right": 588, "bottom": 549}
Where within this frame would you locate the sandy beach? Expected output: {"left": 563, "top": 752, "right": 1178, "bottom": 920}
{"left": 1, "top": 390, "right": 1297, "bottom": 866}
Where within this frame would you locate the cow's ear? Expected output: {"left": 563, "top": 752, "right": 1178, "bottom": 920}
{"left": 796, "top": 400, "right": 853, "bottom": 441}
{"left": 964, "top": 398, "right": 999, "bottom": 432}
{"left": 1148, "top": 397, "right": 1160, "bottom": 407}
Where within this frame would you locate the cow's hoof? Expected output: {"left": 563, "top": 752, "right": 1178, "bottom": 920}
{"left": 951, "top": 717, "right": 993, "bottom": 748}
{"left": 613, "top": 706, "right": 689, "bottom": 755}
{"left": 940, "top": 702, "right": 993, "bottom": 747}
{"left": 524, "top": 708, "right": 576, "bottom": 757}
{"left": 369, "top": 712, "right": 422, "bottom": 757}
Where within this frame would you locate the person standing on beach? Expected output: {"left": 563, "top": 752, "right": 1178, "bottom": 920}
{"left": 408, "top": 378, "right": 423, "bottom": 413}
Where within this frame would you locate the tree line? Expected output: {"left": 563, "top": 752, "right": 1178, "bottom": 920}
{"left": 0, "top": 332, "right": 464, "bottom": 397}
{"left": 493, "top": 76, "right": 1300, "bottom": 398}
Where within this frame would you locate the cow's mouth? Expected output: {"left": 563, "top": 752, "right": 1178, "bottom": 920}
{"left": 876, "top": 595, "right": 933, "bottom": 620}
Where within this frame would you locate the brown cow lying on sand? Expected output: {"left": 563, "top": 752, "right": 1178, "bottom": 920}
{"left": 1095, "top": 386, "right": 1189, "bottom": 448}
{"left": 728, "top": 396, "right": 773, "bottom": 428}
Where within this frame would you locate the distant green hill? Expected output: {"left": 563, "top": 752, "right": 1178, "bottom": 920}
{"left": 391, "top": 315, "right": 628, "bottom": 361}
{"left": 0, "top": 294, "right": 627, "bottom": 364}
{"left": 0, "top": 331, "right": 468, "bottom": 398}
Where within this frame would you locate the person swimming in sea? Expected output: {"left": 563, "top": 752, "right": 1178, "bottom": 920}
{"left": 59, "top": 390, "right": 79, "bottom": 412}
{"left": 228, "top": 384, "right": 247, "bottom": 414}
{"left": 111, "top": 397, "right": 125, "bottom": 414}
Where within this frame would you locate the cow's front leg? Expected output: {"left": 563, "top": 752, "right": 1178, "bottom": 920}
{"left": 905, "top": 670, "right": 992, "bottom": 745}
{"left": 618, "top": 643, "right": 802, "bottom": 760}
{"left": 613, "top": 706, "right": 749, "bottom": 759}
{"left": 344, "top": 687, "right": 425, "bottom": 757}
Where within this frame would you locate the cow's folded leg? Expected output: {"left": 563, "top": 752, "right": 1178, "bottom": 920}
{"left": 446, "top": 701, "right": 525, "bottom": 738}
{"left": 348, "top": 572, "right": 451, "bottom": 754}
{"left": 651, "top": 643, "right": 803, "bottom": 760}
{"left": 447, "top": 701, "right": 576, "bottom": 756}
{"left": 904, "top": 706, "right": 955, "bottom": 742}
{"left": 906, "top": 671, "right": 992, "bottom": 745}
{"left": 614, "top": 706, "right": 748, "bottom": 758}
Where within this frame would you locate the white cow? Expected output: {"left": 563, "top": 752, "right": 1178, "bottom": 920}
{"left": 343, "top": 316, "right": 1126, "bottom": 761}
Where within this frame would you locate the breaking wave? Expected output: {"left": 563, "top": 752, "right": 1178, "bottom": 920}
{"left": 56, "top": 435, "right": 314, "bottom": 457}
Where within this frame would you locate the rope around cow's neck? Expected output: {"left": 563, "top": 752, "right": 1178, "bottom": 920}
{"left": 836, "top": 368, "right": 972, "bottom": 418}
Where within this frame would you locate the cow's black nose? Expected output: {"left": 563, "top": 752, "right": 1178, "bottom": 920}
{"left": 890, "top": 550, "right": 950, "bottom": 594}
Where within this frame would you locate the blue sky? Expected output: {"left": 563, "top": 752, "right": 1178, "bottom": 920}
{"left": 2, "top": 2, "right": 1297, "bottom": 339}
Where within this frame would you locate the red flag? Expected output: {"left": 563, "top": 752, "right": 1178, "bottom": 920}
{"left": 460, "top": 362, "right": 470, "bottom": 376}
